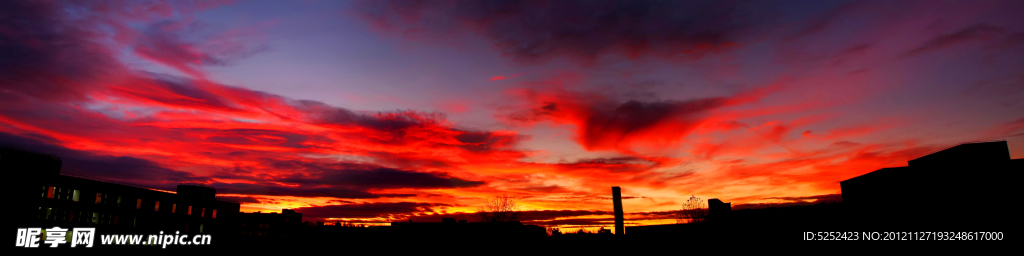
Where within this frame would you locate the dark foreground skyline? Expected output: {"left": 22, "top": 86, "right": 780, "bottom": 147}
{"left": 6, "top": 140, "right": 1019, "bottom": 249}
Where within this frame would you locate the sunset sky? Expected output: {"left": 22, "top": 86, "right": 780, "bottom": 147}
{"left": 2, "top": 0, "right": 1023, "bottom": 230}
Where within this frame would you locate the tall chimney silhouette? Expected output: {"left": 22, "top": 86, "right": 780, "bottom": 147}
{"left": 612, "top": 186, "right": 624, "bottom": 235}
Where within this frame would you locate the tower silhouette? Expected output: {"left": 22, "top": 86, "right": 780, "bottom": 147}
{"left": 612, "top": 186, "right": 624, "bottom": 235}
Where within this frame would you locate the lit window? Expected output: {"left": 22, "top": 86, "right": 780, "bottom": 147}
{"left": 95, "top": 193, "right": 102, "bottom": 204}
{"left": 212, "top": 209, "right": 217, "bottom": 219}
{"left": 172, "top": 204, "right": 176, "bottom": 213}
{"left": 47, "top": 186, "right": 54, "bottom": 199}
{"left": 72, "top": 190, "right": 80, "bottom": 202}
{"left": 188, "top": 206, "right": 192, "bottom": 215}
{"left": 201, "top": 208, "right": 205, "bottom": 217}
{"left": 154, "top": 201, "right": 160, "bottom": 211}
{"left": 136, "top": 199, "right": 142, "bottom": 209}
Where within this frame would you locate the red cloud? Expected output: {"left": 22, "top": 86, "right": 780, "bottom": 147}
{"left": 499, "top": 76, "right": 784, "bottom": 153}
{"left": 0, "top": 0, "right": 531, "bottom": 204}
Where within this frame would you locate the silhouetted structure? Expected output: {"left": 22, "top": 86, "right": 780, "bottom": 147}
{"left": 840, "top": 140, "right": 1019, "bottom": 228}
{"left": 3, "top": 147, "right": 240, "bottom": 237}
{"left": 627, "top": 201, "right": 846, "bottom": 245}
{"left": 630, "top": 198, "right": 733, "bottom": 237}
{"left": 238, "top": 209, "right": 303, "bottom": 239}
{"left": 7, "top": 140, "right": 1020, "bottom": 248}
{"left": 707, "top": 198, "right": 731, "bottom": 222}
{"left": 611, "top": 186, "right": 624, "bottom": 235}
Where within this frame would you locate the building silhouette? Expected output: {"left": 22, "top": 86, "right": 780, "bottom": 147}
{"left": 611, "top": 186, "right": 624, "bottom": 235}
{"left": 626, "top": 141, "right": 1020, "bottom": 244}
{"left": 707, "top": 198, "right": 731, "bottom": 222}
{"left": 4, "top": 147, "right": 240, "bottom": 238}
{"left": 840, "top": 140, "right": 1020, "bottom": 228}
{"left": 238, "top": 209, "right": 303, "bottom": 239}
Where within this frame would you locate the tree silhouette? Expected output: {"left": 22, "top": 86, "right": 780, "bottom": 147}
{"left": 680, "top": 195, "right": 709, "bottom": 224}
{"left": 477, "top": 194, "right": 520, "bottom": 222}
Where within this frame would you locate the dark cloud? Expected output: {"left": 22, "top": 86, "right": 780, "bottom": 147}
{"left": 561, "top": 157, "right": 658, "bottom": 167}
{"left": 266, "top": 160, "right": 486, "bottom": 190}
{"left": 550, "top": 156, "right": 661, "bottom": 175}
{"left": 733, "top": 193, "right": 843, "bottom": 210}
{"left": 596, "top": 196, "right": 648, "bottom": 200}
{"left": 174, "top": 128, "right": 335, "bottom": 150}
{"left": 354, "top": 0, "right": 764, "bottom": 63}
{"left": 901, "top": 23, "right": 1004, "bottom": 58}
{"left": 0, "top": 0, "right": 123, "bottom": 101}
{"left": 134, "top": 20, "right": 267, "bottom": 67}
{"left": 986, "top": 32, "right": 1024, "bottom": 51}
{"left": 831, "top": 141, "right": 861, "bottom": 147}
{"left": 500, "top": 73, "right": 783, "bottom": 153}
{"left": 0, "top": 131, "right": 208, "bottom": 189}
{"left": 108, "top": 75, "right": 243, "bottom": 113}
{"left": 829, "top": 43, "right": 873, "bottom": 66}
{"left": 210, "top": 182, "right": 415, "bottom": 199}
{"left": 216, "top": 196, "right": 263, "bottom": 204}
{"left": 404, "top": 210, "right": 609, "bottom": 223}
{"left": 294, "top": 202, "right": 451, "bottom": 219}
{"left": 0, "top": 132, "right": 437, "bottom": 199}
{"left": 784, "top": 1, "right": 863, "bottom": 42}
{"left": 288, "top": 99, "right": 435, "bottom": 132}
{"left": 454, "top": 130, "right": 526, "bottom": 152}
{"left": 592, "top": 99, "right": 728, "bottom": 135}
{"left": 762, "top": 193, "right": 843, "bottom": 202}
{"left": 628, "top": 210, "right": 684, "bottom": 220}
{"left": 321, "top": 167, "right": 486, "bottom": 189}
{"left": 528, "top": 218, "right": 615, "bottom": 227}
{"left": 630, "top": 170, "right": 696, "bottom": 188}
{"left": 1009, "top": 117, "right": 1024, "bottom": 127}
{"left": 517, "top": 184, "right": 570, "bottom": 193}
{"left": 133, "top": 20, "right": 222, "bottom": 76}
{"left": 531, "top": 97, "right": 729, "bottom": 151}
{"left": 128, "top": 6, "right": 270, "bottom": 78}
{"left": 286, "top": 100, "right": 527, "bottom": 154}
{"left": 364, "top": 151, "right": 458, "bottom": 170}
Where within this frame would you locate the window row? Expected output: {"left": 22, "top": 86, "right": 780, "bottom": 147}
{"left": 36, "top": 207, "right": 136, "bottom": 227}
{"left": 41, "top": 186, "right": 217, "bottom": 218}
{"left": 41, "top": 186, "right": 79, "bottom": 202}
{"left": 36, "top": 207, "right": 211, "bottom": 232}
